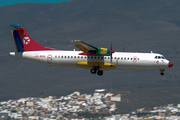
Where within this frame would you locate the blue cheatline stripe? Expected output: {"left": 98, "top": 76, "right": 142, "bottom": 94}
{"left": 13, "top": 30, "right": 24, "bottom": 52}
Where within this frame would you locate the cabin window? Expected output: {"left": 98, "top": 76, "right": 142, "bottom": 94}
{"left": 55, "top": 56, "right": 57, "bottom": 58}
{"left": 101, "top": 57, "right": 103, "bottom": 59}
{"left": 91, "top": 56, "right": 93, "bottom": 59}
{"left": 74, "top": 56, "right": 76, "bottom": 58}
{"left": 88, "top": 56, "right": 90, "bottom": 59}
{"left": 158, "top": 56, "right": 161, "bottom": 59}
{"left": 124, "top": 57, "right": 126, "bottom": 60}
{"left": 81, "top": 56, "right": 83, "bottom": 59}
{"left": 71, "top": 56, "right": 73, "bottom": 58}
{"left": 127, "top": 58, "right": 129, "bottom": 60}
{"left": 121, "top": 57, "right": 123, "bottom": 60}
{"left": 114, "top": 57, "right": 116, "bottom": 59}
{"left": 138, "top": 58, "right": 139, "bottom": 60}
{"left": 84, "top": 56, "right": 86, "bottom": 59}
{"left": 98, "top": 57, "right": 100, "bottom": 59}
{"left": 94, "top": 57, "right": 96, "bottom": 59}
{"left": 155, "top": 56, "right": 157, "bottom": 59}
{"left": 78, "top": 56, "right": 80, "bottom": 58}
{"left": 61, "top": 56, "right": 63, "bottom": 58}
{"left": 68, "top": 56, "right": 70, "bottom": 58}
{"left": 65, "top": 56, "right": 66, "bottom": 58}
{"left": 118, "top": 57, "right": 120, "bottom": 59}
{"left": 58, "top": 56, "right": 60, "bottom": 58}
{"left": 134, "top": 58, "right": 136, "bottom": 60}
{"left": 108, "top": 57, "right": 110, "bottom": 59}
{"left": 105, "top": 57, "right": 106, "bottom": 59}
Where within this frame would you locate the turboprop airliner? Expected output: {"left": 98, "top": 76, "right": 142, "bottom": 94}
{"left": 9, "top": 24, "right": 173, "bottom": 76}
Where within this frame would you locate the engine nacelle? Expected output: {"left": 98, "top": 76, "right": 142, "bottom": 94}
{"left": 91, "top": 47, "right": 115, "bottom": 56}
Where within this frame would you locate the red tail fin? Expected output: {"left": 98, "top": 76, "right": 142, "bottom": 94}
{"left": 9, "top": 24, "right": 57, "bottom": 52}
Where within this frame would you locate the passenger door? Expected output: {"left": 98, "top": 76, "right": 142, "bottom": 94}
{"left": 47, "top": 55, "right": 52, "bottom": 63}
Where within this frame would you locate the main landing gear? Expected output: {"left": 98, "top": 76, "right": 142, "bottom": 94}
{"left": 160, "top": 69, "right": 164, "bottom": 76}
{"left": 90, "top": 66, "right": 103, "bottom": 76}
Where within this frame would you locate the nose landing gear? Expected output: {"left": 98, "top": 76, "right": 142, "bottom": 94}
{"left": 160, "top": 71, "right": 164, "bottom": 76}
{"left": 90, "top": 66, "right": 103, "bottom": 76}
{"left": 160, "top": 69, "right": 164, "bottom": 76}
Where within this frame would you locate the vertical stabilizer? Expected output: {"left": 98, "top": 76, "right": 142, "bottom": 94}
{"left": 9, "top": 24, "right": 57, "bottom": 52}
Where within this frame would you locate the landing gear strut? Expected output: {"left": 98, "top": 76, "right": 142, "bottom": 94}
{"left": 90, "top": 66, "right": 103, "bottom": 76}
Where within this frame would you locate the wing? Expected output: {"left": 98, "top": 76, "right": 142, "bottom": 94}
{"left": 71, "top": 40, "right": 97, "bottom": 53}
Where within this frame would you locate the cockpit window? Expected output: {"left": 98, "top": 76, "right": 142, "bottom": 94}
{"left": 155, "top": 56, "right": 166, "bottom": 59}
{"left": 161, "top": 56, "right": 166, "bottom": 59}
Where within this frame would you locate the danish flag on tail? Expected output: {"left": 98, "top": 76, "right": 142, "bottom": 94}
{"left": 8, "top": 24, "right": 57, "bottom": 52}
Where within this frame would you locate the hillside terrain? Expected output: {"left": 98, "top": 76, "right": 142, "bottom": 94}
{"left": 0, "top": 0, "right": 180, "bottom": 113}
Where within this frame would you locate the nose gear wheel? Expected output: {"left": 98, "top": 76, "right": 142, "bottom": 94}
{"left": 160, "top": 69, "right": 165, "bottom": 76}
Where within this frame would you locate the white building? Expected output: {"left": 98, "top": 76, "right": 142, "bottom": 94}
{"left": 95, "top": 89, "right": 106, "bottom": 92}
{"left": 8, "top": 112, "right": 22, "bottom": 119}
{"left": 111, "top": 94, "right": 121, "bottom": 102}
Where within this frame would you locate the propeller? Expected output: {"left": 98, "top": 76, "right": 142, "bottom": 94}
{"left": 110, "top": 42, "right": 112, "bottom": 63}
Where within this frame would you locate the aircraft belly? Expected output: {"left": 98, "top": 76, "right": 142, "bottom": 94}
{"left": 117, "top": 60, "right": 169, "bottom": 70}
{"left": 52, "top": 59, "right": 77, "bottom": 67}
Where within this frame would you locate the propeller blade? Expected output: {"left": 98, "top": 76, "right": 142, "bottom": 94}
{"left": 111, "top": 42, "right": 112, "bottom": 50}
{"left": 110, "top": 53, "right": 112, "bottom": 63}
{"left": 110, "top": 42, "right": 112, "bottom": 63}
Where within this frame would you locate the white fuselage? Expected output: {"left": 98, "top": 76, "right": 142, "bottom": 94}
{"left": 9, "top": 50, "right": 170, "bottom": 71}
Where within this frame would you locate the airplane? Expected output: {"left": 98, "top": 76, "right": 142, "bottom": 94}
{"left": 8, "top": 24, "right": 173, "bottom": 76}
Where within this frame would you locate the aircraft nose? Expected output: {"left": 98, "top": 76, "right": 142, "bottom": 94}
{"left": 168, "top": 61, "right": 173, "bottom": 68}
